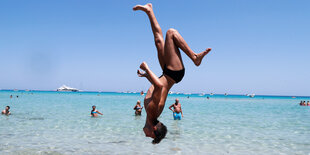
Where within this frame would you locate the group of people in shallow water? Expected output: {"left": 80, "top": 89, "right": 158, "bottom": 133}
{"left": 133, "top": 98, "right": 184, "bottom": 120}
{"left": 299, "top": 101, "right": 310, "bottom": 106}
{"left": 1, "top": 97, "right": 183, "bottom": 119}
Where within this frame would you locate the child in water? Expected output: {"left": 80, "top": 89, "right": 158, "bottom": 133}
{"left": 1, "top": 106, "right": 11, "bottom": 115}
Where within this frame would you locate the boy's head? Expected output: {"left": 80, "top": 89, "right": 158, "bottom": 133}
{"left": 152, "top": 121, "right": 167, "bottom": 144}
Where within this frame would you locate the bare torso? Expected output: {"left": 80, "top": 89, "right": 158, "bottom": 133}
{"left": 134, "top": 104, "right": 143, "bottom": 115}
{"left": 2, "top": 110, "right": 10, "bottom": 115}
{"left": 172, "top": 104, "right": 182, "bottom": 113}
{"left": 144, "top": 76, "right": 173, "bottom": 120}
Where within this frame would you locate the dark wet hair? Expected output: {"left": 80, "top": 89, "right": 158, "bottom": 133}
{"left": 6, "top": 106, "right": 10, "bottom": 109}
{"left": 91, "top": 106, "right": 96, "bottom": 115}
{"left": 152, "top": 121, "right": 167, "bottom": 144}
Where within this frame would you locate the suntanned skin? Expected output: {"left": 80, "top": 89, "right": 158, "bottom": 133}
{"left": 169, "top": 99, "right": 183, "bottom": 117}
{"left": 134, "top": 100, "right": 143, "bottom": 115}
{"left": 1, "top": 107, "right": 11, "bottom": 115}
{"left": 134, "top": 3, "right": 211, "bottom": 139}
{"left": 90, "top": 106, "right": 103, "bottom": 117}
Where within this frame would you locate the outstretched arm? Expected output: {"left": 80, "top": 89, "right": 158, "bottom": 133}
{"left": 138, "top": 62, "right": 163, "bottom": 104}
{"left": 96, "top": 110, "right": 103, "bottom": 115}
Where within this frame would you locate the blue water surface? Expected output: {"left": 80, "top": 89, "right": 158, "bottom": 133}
{"left": 0, "top": 90, "right": 310, "bottom": 155}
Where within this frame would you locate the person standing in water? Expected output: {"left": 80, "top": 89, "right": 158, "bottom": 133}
{"left": 1, "top": 106, "right": 11, "bottom": 115}
{"left": 90, "top": 105, "right": 103, "bottom": 117}
{"left": 133, "top": 100, "right": 143, "bottom": 115}
{"left": 169, "top": 99, "right": 183, "bottom": 120}
{"left": 134, "top": 3, "right": 211, "bottom": 143}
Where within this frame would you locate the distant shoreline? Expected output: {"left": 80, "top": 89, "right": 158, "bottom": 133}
{"left": 1, "top": 89, "right": 309, "bottom": 98}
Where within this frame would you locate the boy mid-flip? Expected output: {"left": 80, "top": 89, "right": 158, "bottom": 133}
{"left": 134, "top": 3, "right": 211, "bottom": 143}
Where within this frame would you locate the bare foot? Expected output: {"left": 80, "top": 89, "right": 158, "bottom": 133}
{"left": 139, "top": 62, "right": 149, "bottom": 71}
{"left": 137, "top": 70, "right": 147, "bottom": 77}
{"left": 133, "top": 3, "right": 152, "bottom": 13}
{"left": 194, "top": 48, "right": 211, "bottom": 66}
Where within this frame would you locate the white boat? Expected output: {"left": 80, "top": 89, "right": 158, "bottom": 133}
{"left": 57, "top": 85, "right": 79, "bottom": 92}
{"left": 247, "top": 94, "right": 255, "bottom": 98}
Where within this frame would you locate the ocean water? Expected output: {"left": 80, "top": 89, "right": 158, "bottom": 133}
{"left": 0, "top": 90, "right": 310, "bottom": 155}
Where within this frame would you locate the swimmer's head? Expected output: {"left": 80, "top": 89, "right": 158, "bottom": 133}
{"left": 152, "top": 121, "right": 167, "bottom": 144}
{"left": 175, "top": 98, "right": 179, "bottom": 105}
{"left": 137, "top": 100, "right": 141, "bottom": 104}
{"left": 6, "top": 106, "right": 10, "bottom": 110}
{"left": 92, "top": 105, "right": 96, "bottom": 109}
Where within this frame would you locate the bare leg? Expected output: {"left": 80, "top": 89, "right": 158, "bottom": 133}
{"left": 133, "top": 3, "right": 165, "bottom": 70}
{"left": 164, "top": 29, "right": 211, "bottom": 70}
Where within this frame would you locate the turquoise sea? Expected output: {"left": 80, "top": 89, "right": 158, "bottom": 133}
{"left": 0, "top": 90, "right": 310, "bottom": 155}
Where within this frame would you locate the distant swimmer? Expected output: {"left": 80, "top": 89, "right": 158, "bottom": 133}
{"left": 169, "top": 99, "right": 183, "bottom": 120}
{"left": 1, "top": 106, "right": 11, "bottom": 115}
{"left": 90, "top": 105, "right": 103, "bottom": 117}
{"left": 299, "top": 101, "right": 303, "bottom": 106}
{"left": 10, "top": 95, "right": 12, "bottom": 99}
{"left": 133, "top": 100, "right": 143, "bottom": 115}
{"left": 307, "top": 101, "right": 310, "bottom": 106}
{"left": 134, "top": 3, "right": 211, "bottom": 143}
{"left": 140, "top": 91, "right": 144, "bottom": 96}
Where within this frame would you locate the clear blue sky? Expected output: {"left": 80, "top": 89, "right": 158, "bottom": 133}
{"left": 0, "top": 0, "right": 309, "bottom": 96}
